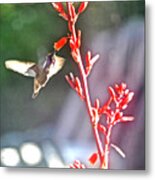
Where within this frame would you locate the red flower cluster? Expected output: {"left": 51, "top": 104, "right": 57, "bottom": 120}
{"left": 65, "top": 72, "right": 85, "bottom": 100}
{"left": 99, "top": 83, "right": 134, "bottom": 125}
{"left": 91, "top": 83, "right": 134, "bottom": 168}
{"left": 52, "top": 2, "right": 88, "bottom": 62}
{"left": 52, "top": 2, "right": 68, "bottom": 21}
{"left": 69, "top": 160, "right": 86, "bottom": 169}
{"left": 52, "top": 2, "right": 134, "bottom": 169}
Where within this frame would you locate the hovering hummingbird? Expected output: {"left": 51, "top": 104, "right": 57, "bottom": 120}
{"left": 5, "top": 52, "right": 65, "bottom": 98}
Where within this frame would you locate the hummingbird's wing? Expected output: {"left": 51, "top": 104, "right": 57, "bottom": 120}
{"left": 5, "top": 54, "right": 65, "bottom": 98}
{"left": 46, "top": 54, "right": 65, "bottom": 80}
{"left": 5, "top": 60, "right": 37, "bottom": 77}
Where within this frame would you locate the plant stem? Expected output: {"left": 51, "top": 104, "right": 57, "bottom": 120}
{"left": 77, "top": 56, "right": 104, "bottom": 162}
{"left": 101, "top": 124, "right": 113, "bottom": 169}
{"left": 67, "top": 7, "right": 104, "bottom": 165}
{"left": 66, "top": 2, "right": 114, "bottom": 168}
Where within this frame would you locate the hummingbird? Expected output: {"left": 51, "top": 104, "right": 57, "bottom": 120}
{"left": 5, "top": 52, "right": 65, "bottom": 98}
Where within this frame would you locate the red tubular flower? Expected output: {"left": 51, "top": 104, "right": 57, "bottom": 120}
{"left": 94, "top": 98, "right": 100, "bottom": 109}
{"left": 75, "top": 77, "right": 85, "bottom": 100}
{"left": 71, "top": 50, "right": 78, "bottom": 63}
{"left": 121, "top": 116, "right": 134, "bottom": 122}
{"left": 68, "top": 21, "right": 72, "bottom": 32}
{"left": 59, "top": 12, "right": 69, "bottom": 21}
{"left": 115, "top": 83, "right": 127, "bottom": 95}
{"left": 114, "top": 111, "right": 123, "bottom": 121}
{"left": 108, "top": 86, "right": 117, "bottom": 101}
{"left": 76, "top": 30, "right": 81, "bottom": 48}
{"left": 113, "top": 115, "right": 134, "bottom": 125}
{"left": 89, "top": 152, "right": 99, "bottom": 165}
{"left": 78, "top": 2, "right": 89, "bottom": 14}
{"left": 85, "top": 51, "right": 99, "bottom": 76}
{"left": 90, "top": 54, "right": 100, "bottom": 65}
{"left": 52, "top": 2, "right": 64, "bottom": 13}
{"left": 65, "top": 76, "right": 74, "bottom": 89}
{"left": 52, "top": 2, "right": 68, "bottom": 20}
{"left": 98, "top": 97, "right": 112, "bottom": 115}
{"left": 118, "top": 91, "right": 134, "bottom": 110}
{"left": 86, "top": 51, "right": 91, "bottom": 62}
{"left": 69, "top": 35, "right": 76, "bottom": 50}
{"left": 98, "top": 123, "right": 106, "bottom": 135}
{"left": 67, "top": 2, "right": 76, "bottom": 20}
{"left": 70, "top": 160, "right": 86, "bottom": 169}
{"left": 65, "top": 72, "right": 75, "bottom": 89}
{"left": 65, "top": 73, "right": 85, "bottom": 100}
{"left": 54, "top": 36, "right": 68, "bottom": 51}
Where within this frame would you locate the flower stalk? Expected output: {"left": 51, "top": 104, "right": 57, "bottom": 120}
{"left": 52, "top": 2, "right": 134, "bottom": 169}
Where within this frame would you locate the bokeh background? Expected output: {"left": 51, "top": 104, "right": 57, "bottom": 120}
{"left": 0, "top": 1, "right": 145, "bottom": 169}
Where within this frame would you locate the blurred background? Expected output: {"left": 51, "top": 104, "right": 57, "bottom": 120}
{"left": 0, "top": 1, "right": 145, "bottom": 169}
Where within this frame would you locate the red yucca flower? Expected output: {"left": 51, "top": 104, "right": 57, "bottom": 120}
{"left": 69, "top": 160, "right": 86, "bottom": 169}
{"left": 52, "top": 2, "right": 134, "bottom": 169}
{"left": 78, "top": 2, "right": 89, "bottom": 14}
{"left": 54, "top": 36, "right": 68, "bottom": 51}
{"left": 52, "top": 2, "right": 68, "bottom": 20}
{"left": 89, "top": 152, "right": 99, "bottom": 165}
